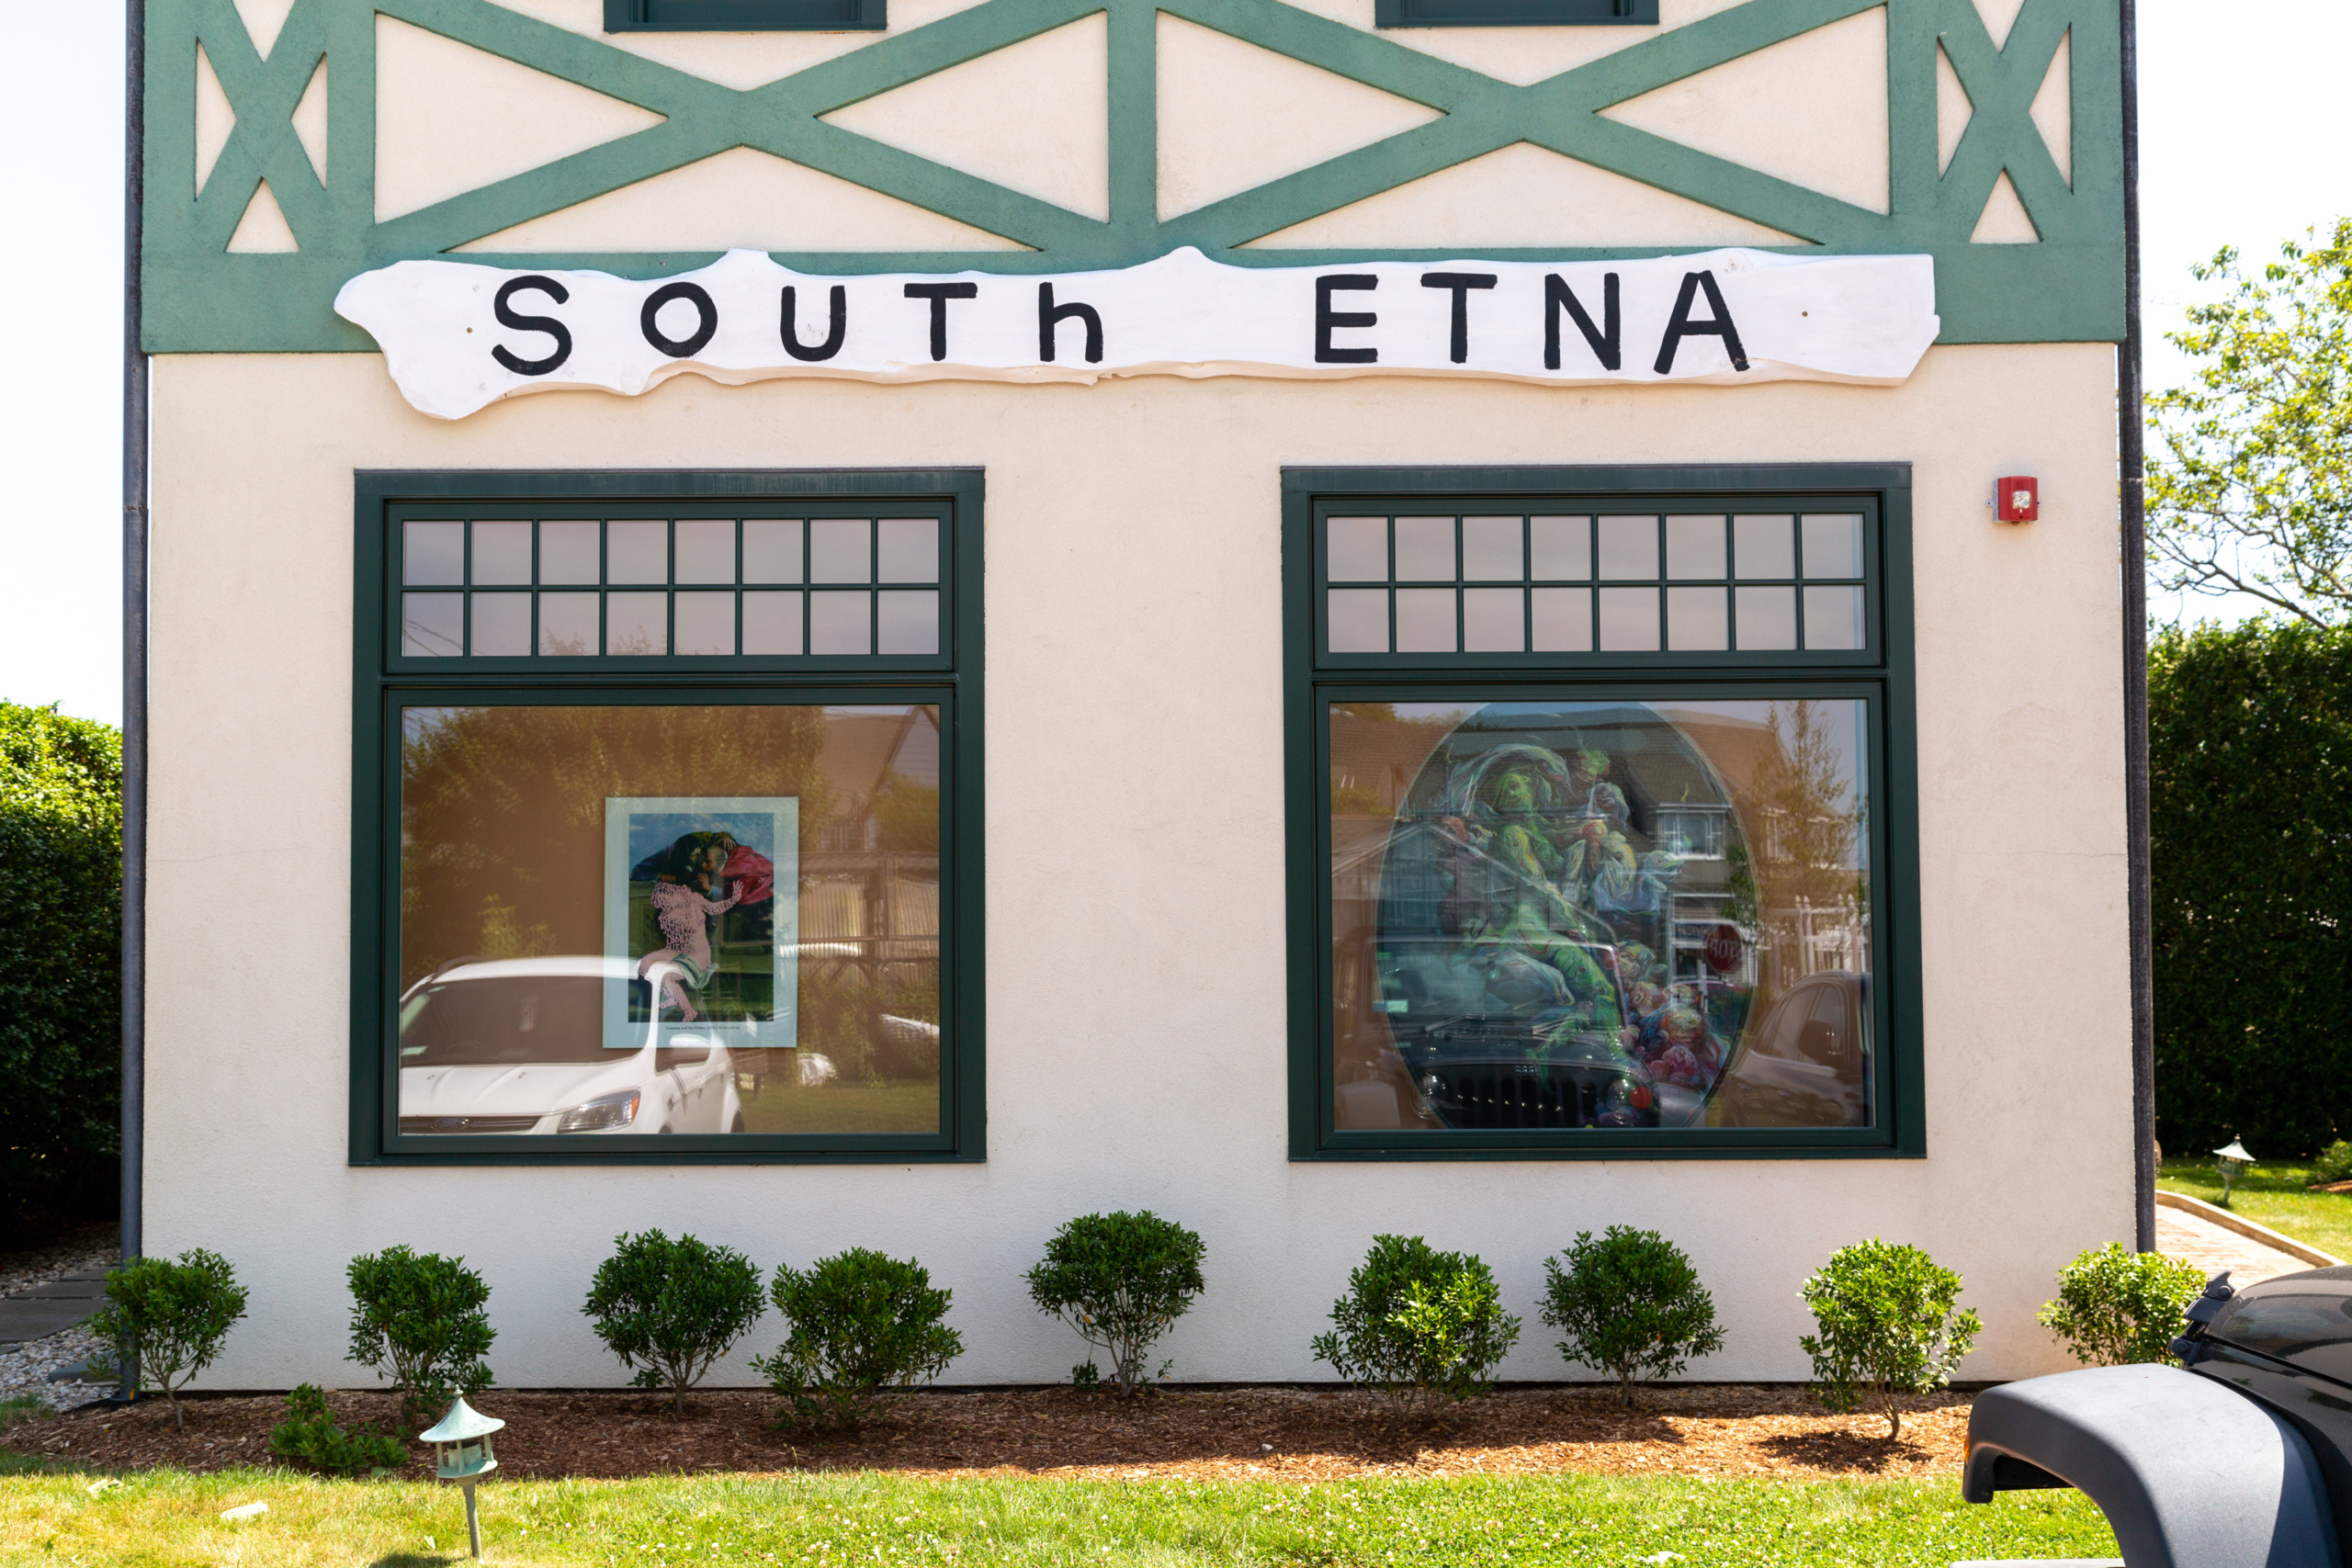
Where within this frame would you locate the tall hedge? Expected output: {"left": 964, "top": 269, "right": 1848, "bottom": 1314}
{"left": 2151, "top": 619, "right": 2352, "bottom": 1156}
{"left": 0, "top": 704, "right": 122, "bottom": 1235}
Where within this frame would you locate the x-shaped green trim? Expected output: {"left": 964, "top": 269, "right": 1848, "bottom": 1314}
{"left": 141, "top": 0, "right": 2121, "bottom": 351}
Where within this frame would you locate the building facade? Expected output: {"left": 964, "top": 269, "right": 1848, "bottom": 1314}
{"left": 141, "top": 0, "right": 2133, "bottom": 1387}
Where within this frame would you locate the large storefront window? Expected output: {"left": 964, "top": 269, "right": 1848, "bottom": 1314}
{"left": 352, "top": 472, "right": 983, "bottom": 1163}
{"left": 1286, "top": 468, "right": 1919, "bottom": 1158}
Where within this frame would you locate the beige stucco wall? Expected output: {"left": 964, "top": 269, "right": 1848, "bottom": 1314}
{"left": 144, "top": 343, "right": 2129, "bottom": 1391}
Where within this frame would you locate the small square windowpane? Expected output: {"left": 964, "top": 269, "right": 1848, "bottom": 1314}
{"left": 1665, "top": 585, "right": 1727, "bottom": 649}
{"left": 674, "top": 591, "right": 735, "bottom": 656}
{"left": 1328, "top": 518, "right": 1388, "bottom": 582}
{"left": 606, "top": 521, "right": 669, "bottom": 584}
{"left": 605, "top": 591, "right": 669, "bottom": 655}
{"left": 469, "top": 522, "right": 532, "bottom": 585}
{"left": 741, "top": 520, "right": 803, "bottom": 583}
{"left": 469, "top": 592, "right": 532, "bottom": 656}
{"left": 1597, "top": 516, "right": 1658, "bottom": 581}
{"left": 1802, "top": 513, "right": 1865, "bottom": 579}
{"left": 1394, "top": 587, "right": 1456, "bottom": 652}
{"left": 538, "top": 521, "right": 600, "bottom": 584}
{"left": 1327, "top": 589, "right": 1389, "bottom": 652}
{"left": 810, "top": 590, "right": 872, "bottom": 653}
{"left": 878, "top": 590, "right": 941, "bottom": 654}
{"left": 1393, "top": 517, "right": 1455, "bottom": 581}
{"left": 537, "top": 592, "right": 598, "bottom": 656}
{"left": 1733, "top": 514, "right": 1795, "bottom": 579}
{"left": 1804, "top": 583, "right": 1866, "bottom": 649}
{"left": 1734, "top": 585, "right": 1798, "bottom": 649}
{"left": 877, "top": 519, "right": 939, "bottom": 584}
{"left": 1462, "top": 587, "right": 1525, "bottom": 651}
{"left": 1530, "top": 516, "right": 1590, "bottom": 581}
{"left": 401, "top": 592, "right": 463, "bottom": 656}
{"left": 810, "top": 519, "right": 872, "bottom": 583}
{"left": 1461, "top": 517, "right": 1523, "bottom": 581}
{"left": 741, "top": 591, "right": 803, "bottom": 655}
{"left": 673, "top": 520, "right": 735, "bottom": 584}
{"left": 403, "top": 522, "right": 464, "bottom": 586}
{"left": 1597, "top": 586, "right": 1660, "bottom": 650}
{"left": 1531, "top": 587, "right": 1591, "bottom": 651}
{"left": 1665, "top": 516, "right": 1726, "bottom": 581}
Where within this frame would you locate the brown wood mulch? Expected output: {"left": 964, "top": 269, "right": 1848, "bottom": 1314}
{"left": 5, "top": 1384, "right": 1970, "bottom": 1483}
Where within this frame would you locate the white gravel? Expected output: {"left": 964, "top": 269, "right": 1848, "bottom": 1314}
{"left": 0, "top": 1225, "right": 120, "bottom": 1412}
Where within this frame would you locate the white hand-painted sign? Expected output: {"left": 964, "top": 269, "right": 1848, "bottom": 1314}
{"left": 334, "top": 245, "right": 1939, "bottom": 421}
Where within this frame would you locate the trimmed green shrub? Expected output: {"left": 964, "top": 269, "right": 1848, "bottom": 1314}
{"left": 1312, "top": 1235, "right": 1521, "bottom": 1414}
{"left": 0, "top": 704, "right": 122, "bottom": 1240}
{"left": 268, "top": 1383, "right": 406, "bottom": 1476}
{"left": 2152, "top": 619, "right": 2352, "bottom": 1156}
{"left": 1799, "top": 1238, "right": 1981, "bottom": 1439}
{"left": 2314, "top": 1141, "right": 2352, "bottom": 1186}
{"left": 1542, "top": 1227, "right": 1724, "bottom": 1406}
{"left": 583, "top": 1230, "right": 764, "bottom": 1415}
{"left": 345, "top": 1246, "right": 495, "bottom": 1432}
{"left": 85, "top": 1249, "right": 247, "bottom": 1431}
{"left": 755, "top": 1248, "right": 963, "bottom": 1432}
{"left": 1025, "top": 1211, "right": 1206, "bottom": 1397}
{"left": 2037, "top": 1243, "right": 2209, "bottom": 1367}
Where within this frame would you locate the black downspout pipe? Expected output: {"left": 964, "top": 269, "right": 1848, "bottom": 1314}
{"left": 121, "top": 0, "right": 148, "bottom": 1272}
{"left": 2118, "top": 0, "right": 2155, "bottom": 1254}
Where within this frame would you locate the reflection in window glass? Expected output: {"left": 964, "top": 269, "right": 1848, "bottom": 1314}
{"left": 404, "top": 522, "right": 465, "bottom": 586}
{"left": 1328, "top": 589, "right": 1389, "bottom": 653}
{"left": 471, "top": 522, "right": 533, "bottom": 585}
{"left": 1734, "top": 585, "right": 1797, "bottom": 650}
{"left": 1394, "top": 518, "right": 1455, "bottom": 581}
{"left": 877, "top": 520, "right": 939, "bottom": 584}
{"left": 1462, "top": 588, "right": 1524, "bottom": 652}
{"left": 606, "top": 592, "right": 669, "bottom": 655}
{"left": 1597, "top": 516, "right": 1657, "bottom": 580}
{"left": 1461, "top": 517, "right": 1523, "bottom": 581}
{"left": 540, "top": 521, "right": 601, "bottom": 584}
{"left": 742, "top": 592, "right": 803, "bottom": 656}
{"left": 1327, "top": 698, "right": 1871, "bottom": 1134}
{"left": 402, "top": 592, "right": 463, "bottom": 657}
{"left": 607, "top": 521, "right": 670, "bottom": 584}
{"left": 674, "top": 521, "right": 736, "bottom": 584}
{"left": 743, "top": 521, "right": 803, "bottom": 583}
{"left": 1531, "top": 517, "right": 1590, "bottom": 581}
{"left": 470, "top": 592, "right": 532, "bottom": 656}
{"left": 1597, "top": 586, "right": 1658, "bottom": 650}
{"left": 1394, "top": 588, "right": 1456, "bottom": 653}
{"left": 674, "top": 591, "right": 736, "bottom": 656}
{"left": 1803, "top": 513, "right": 1864, "bottom": 578}
{"left": 1665, "top": 516, "right": 1725, "bottom": 581}
{"left": 1804, "top": 584, "right": 1866, "bottom": 650}
{"left": 1665, "top": 585, "right": 1726, "bottom": 649}
{"left": 810, "top": 591, "right": 872, "bottom": 654}
{"left": 539, "top": 592, "right": 599, "bottom": 656}
{"left": 396, "top": 704, "right": 944, "bottom": 1137}
{"left": 810, "top": 520, "right": 872, "bottom": 583}
{"left": 1733, "top": 514, "right": 1794, "bottom": 579}
{"left": 1531, "top": 587, "right": 1591, "bottom": 651}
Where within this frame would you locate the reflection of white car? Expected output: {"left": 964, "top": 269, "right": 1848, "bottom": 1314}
{"left": 398, "top": 956, "right": 744, "bottom": 1135}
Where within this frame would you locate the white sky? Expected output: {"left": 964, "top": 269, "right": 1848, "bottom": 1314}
{"left": 0, "top": 0, "right": 2343, "bottom": 726}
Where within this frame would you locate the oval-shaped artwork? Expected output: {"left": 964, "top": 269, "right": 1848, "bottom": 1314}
{"left": 1369, "top": 698, "right": 1846, "bottom": 1132}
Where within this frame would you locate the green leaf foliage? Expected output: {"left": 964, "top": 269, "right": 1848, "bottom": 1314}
{"left": 2145, "top": 221, "right": 2352, "bottom": 626}
{"left": 85, "top": 1249, "right": 247, "bottom": 1431}
{"left": 1798, "top": 1239, "right": 1980, "bottom": 1440}
{"left": 583, "top": 1230, "right": 765, "bottom": 1415}
{"left": 267, "top": 1383, "right": 407, "bottom": 1475}
{"left": 1541, "top": 1227, "right": 1725, "bottom": 1405}
{"left": 755, "top": 1248, "right": 963, "bottom": 1432}
{"left": 345, "top": 1246, "right": 495, "bottom": 1433}
{"left": 0, "top": 704, "right": 122, "bottom": 1238}
{"left": 2036, "top": 1243, "right": 2208, "bottom": 1368}
{"left": 2314, "top": 1141, "right": 2352, "bottom": 1186}
{"left": 1025, "top": 1212, "right": 1205, "bottom": 1398}
{"left": 1312, "top": 1235, "right": 1521, "bottom": 1415}
{"left": 2150, "top": 618, "right": 2352, "bottom": 1155}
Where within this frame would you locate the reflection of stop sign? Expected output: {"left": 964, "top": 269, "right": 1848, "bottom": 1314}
{"left": 1702, "top": 923, "right": 1744, "bottom": 974}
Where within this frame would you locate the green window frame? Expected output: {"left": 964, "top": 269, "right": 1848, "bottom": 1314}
{"left": 350, "top": 469, "right": 984, "bottom": 1165}
{"left": 1283, "top": 464, "right": 1922, "bottom": 1161}
{"left": 604, "top": 0, "right": 886, "bottom": 32}
{"left": 1374, "top": 0, "right": 1658, "bottom": 28}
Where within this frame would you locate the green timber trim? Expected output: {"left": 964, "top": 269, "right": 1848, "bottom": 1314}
{"left": 348, "top": 468, "right": 987, "bottom": 1166}
{"left": 1280, "top": 462, "right": 1925, "bottom": 1160}
{"left": 147, "top": 0, "right": 2120, "bottom": 353}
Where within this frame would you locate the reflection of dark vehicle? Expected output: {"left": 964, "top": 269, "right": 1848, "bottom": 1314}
{"left": 1405, "top": 1036, "right": 1661, "bottom": 1130}
{"left": 1711, "top": 970, "right": 1869, "bottom": 1128}
{"left": 1965, "top": 1267, "right": 2352, "bottom": 1564}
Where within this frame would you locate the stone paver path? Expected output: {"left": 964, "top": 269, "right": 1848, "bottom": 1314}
{"left": 2156, "top": 1204, "right": 2316, "bottom": 1287}
{"left": 0, "top": 1271, "right": 106, "bottom": 1348}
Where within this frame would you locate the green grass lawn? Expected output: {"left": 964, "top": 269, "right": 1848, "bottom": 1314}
{"left": 0, "top": 1461, "right": 2118, "bottom": 1568}
{"left": 2158, "top": 1156, "right": 2352, "bottom": 1260}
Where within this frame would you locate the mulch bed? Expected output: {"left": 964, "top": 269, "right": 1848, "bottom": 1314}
{"left": 5, "top": 1384, "right": 1971, "bottom": 1483}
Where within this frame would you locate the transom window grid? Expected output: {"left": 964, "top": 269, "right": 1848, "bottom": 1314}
{"left": 390, "top": 508, "right": 951, "bottom": 670}
{"left": 1316, "top": 500, "right": 1878, "bottom": 666}
{"left": 1375, "top": 0, "right": 1659, "bottom": 28}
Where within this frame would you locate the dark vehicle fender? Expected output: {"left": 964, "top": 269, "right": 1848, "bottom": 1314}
{"left": 1964, "top": 1364, "right": 2339, "bottom": 1568}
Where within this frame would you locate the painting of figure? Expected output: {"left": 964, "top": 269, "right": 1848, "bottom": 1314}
{"left": 603, "top": 797, "right": 799, "bottom": 1051}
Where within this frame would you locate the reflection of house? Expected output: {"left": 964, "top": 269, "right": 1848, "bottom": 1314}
{"left": 805, "top": 709, "right": 943, "bottom": 965}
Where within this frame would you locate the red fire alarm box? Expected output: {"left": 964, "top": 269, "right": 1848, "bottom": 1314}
{"left": 1996, "top": 476, "right": 2039, "bottom": 523}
